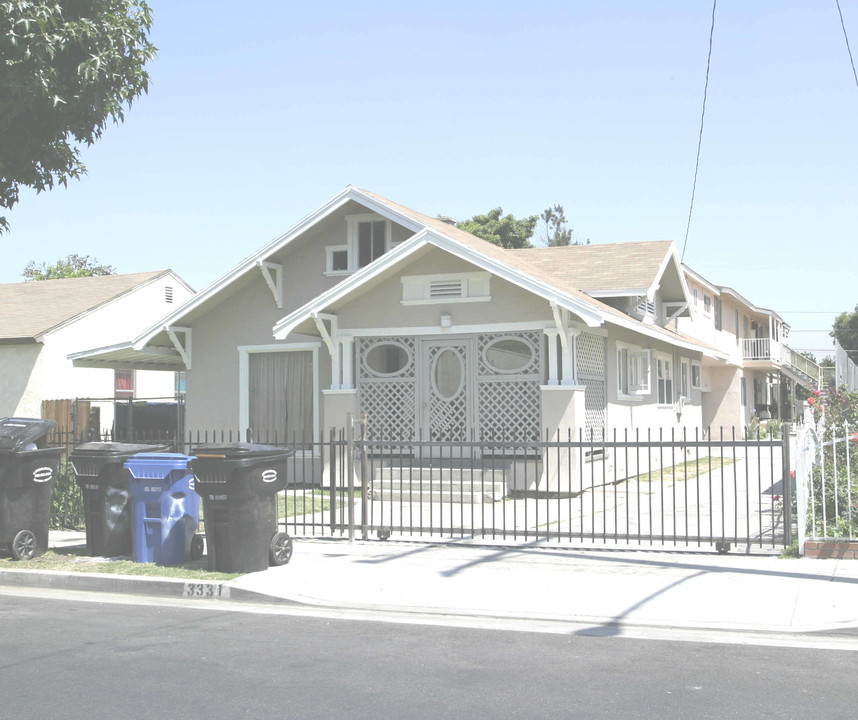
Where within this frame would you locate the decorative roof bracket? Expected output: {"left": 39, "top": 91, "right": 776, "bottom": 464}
{"left": 258, "top": 260, "right": 284, "bottom": 309}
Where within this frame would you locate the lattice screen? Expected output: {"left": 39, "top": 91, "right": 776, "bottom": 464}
{"left": 357, "top": 337, "right": 417, "bottom": 441}
{"left": 477, "top": 331, "right": 542, "bottom": 442}
{"left": 426, "top": 343, "right": 469, "bottom": 442}
{"left": 576, "top": 332, "right": 607, "bottom": 441}
{"left": 576, "top": 331, "right": 606, "bottom": 377}
{"left": 582, "top": 378, "right": 606, "bottom": 441}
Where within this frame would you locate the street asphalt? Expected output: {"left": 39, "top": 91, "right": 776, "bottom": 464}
{"left": 2, "top": 530, "right": 857, "bottom": 637}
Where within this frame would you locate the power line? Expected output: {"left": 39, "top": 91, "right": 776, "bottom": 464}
{"left": 836, "top": 0, "right": 858, "bottom": 90}
{"left": 681, "top": 0, "right": 718, "bottom": 263}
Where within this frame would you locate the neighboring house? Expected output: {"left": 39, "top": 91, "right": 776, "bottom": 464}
{"left": 0, "top": 271, "right": 194, "bottom": 431}
{"left": 71, "top": 187, "right": 736, "bottom": 465}
{"left": 676, "top": 267, "right": 820, "bottom": 431}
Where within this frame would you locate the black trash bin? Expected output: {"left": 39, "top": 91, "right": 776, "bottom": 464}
{"left": 70, "top": 442, "right": 169, "bottom": 557}
{"left": 0, "top": 418, "right": 65, "bottom": 560}
{"left": 191, "top": 443, "right": 293, "bottom": 573}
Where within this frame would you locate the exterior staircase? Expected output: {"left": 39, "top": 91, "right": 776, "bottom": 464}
{"left": 369, "top": 466, "right": 507, "bottom": 503}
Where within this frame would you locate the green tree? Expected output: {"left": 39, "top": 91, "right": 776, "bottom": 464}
{"left": 0, "top": 1, "right": 157, "bottom": 231}
{"left": 456, "top": 207, "right": 538, "bottom": 249}
{"left": 539, "top": 204, "right": 590, "bottom": 247}
{"left": 23, "top": 254, "right": 116, "bottom": 280}
{"left": 831, "top": 305, "right": 858, "bottom": 364}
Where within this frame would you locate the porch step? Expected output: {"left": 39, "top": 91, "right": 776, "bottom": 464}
{"left": 369, "top": 467, "right": 506, "bottom": 503}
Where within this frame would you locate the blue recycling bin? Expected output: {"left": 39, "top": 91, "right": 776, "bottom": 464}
{"left": 125, "top": 453, "right": 202, "bottom": 565}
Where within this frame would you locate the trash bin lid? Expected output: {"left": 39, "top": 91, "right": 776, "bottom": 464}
{"left": 192, "top": 442, "right": 293, "bottom": 460}
{"left": 0, "top": 417, "right": 58, "bottom": 451}
{"left": 71, "top": 442, "right": 170, "bottom": 459}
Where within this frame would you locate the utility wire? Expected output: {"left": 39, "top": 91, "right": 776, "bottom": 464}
{"left": 681, "top": 0, "right": 718, "bottom": 263}
{"left": 836, "top": 0, "right": 858, "bottom": 90}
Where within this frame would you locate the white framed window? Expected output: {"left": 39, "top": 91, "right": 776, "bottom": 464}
{"left": 401, "top": 272, "right": 491, "bottom": 305}
{"left": 693, "top": 288, "right": 698, "bottom": 307}
{"left": 680, "top": 358, "right": 690, "bottom": 399}
{"left": 617, "top": 342, "right": 650, "bottom": 397}
{"left": 325, "top": 213, "right": 392, "bottom": 275}
{"left": 656, "top": 354, "right": 673, "bottom": 405}
{"left": 691, "top": 362, "right": 702, "bottom": 390}
{"left": 703, "top": 295, "right": 712, "bottom": 315}
{"left": 238, "top": 343, "right": 321, "bottom": 452}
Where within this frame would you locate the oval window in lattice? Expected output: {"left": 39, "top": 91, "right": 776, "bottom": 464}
{"left": 433, "top": 349, "right": 464, "bottom": 399}
{"left": 364, "top": 341, "right": 411, "bottom": 377}
{"left": 483, "top": 336, "right": 534, "bottom": 374}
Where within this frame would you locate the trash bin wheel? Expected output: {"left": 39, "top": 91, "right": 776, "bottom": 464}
{"left": 269, "top": 532, "right": 293, "bottom": 566}
{"left": 190, "top": 534, "right": 205, "bottom": 560}
{"left": 11, "top": 529, "right": 37, "bottom": 561}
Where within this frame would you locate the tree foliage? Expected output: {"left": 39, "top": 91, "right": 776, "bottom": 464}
{"left": 831, "top": 305, "right": 858, "bottom": 364}
{"left": 23, "top": 253, "right": 116, "bottom": 280}
{"left": 0, "top": 1, "right": 157, "bottom": 231}
{"left": 539, "top": 204, "right": 573, "bottom": 246}
{"left": 456, "top": 207, "right": 538, "bottom": 249}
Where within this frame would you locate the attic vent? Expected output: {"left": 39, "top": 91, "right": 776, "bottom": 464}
{"left": 165, "top": 286, "right": 174, "bottom": 304}
{"left": 635, "top": 298, "right": 655, "bottom": 319}
{"left": 429, "top": 280, "right": 464, "bottom": 299}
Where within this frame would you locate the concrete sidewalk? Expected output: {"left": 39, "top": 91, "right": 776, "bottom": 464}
{"left": 18, "top": 531, "right": 858, "bottom": 635}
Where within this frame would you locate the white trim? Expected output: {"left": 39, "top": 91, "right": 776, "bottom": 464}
{"left": 342, "top": 321, "right": 552, "bottom": 339}
{"left": 322, "top": 213, "right": 393, "bottom": 274}
{"left": 616, "top": 340, "right": 651, "bottom": 398}
{"left": 165, "top": 326, "right": 192, "bottom": 370}
{"left": 237, "top": 342, "right": 321, "bottom": 444}
{"left": 257, "top": 260, "right": 284, "bottom": 309}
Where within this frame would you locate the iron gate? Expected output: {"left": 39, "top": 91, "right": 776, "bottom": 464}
{"left": 280, "top": 425, "right": 793, "bottom": 553}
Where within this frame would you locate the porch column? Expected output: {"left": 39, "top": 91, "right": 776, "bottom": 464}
{"left": 340, "top": 338, "right": 355, "bottom": 390}
{"left": 539, "top": 385, "right": 586, "bottom": 493}
{"left": 544, "top": 329, "right": 560, "bottom": 385}
{"left": 561, "top": 329, "right": 581, "bottom": 385}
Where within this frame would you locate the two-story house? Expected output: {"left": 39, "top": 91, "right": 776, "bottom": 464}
{"left": 677, "top": 267, "right": 819, "bottom": 431}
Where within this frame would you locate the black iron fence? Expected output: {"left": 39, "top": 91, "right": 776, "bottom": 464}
{"left": 46, "top": 426, "right": 793, "bottom": 553}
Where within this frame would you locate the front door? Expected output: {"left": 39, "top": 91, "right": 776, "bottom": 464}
{"left": 420, "top": 338, "right": 475, "bottom": 445}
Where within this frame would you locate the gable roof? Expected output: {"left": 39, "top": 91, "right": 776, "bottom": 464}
{"left": 71, "top": 187, "right": 722, "bottom": 368}
{"left": 0, "top": 271, "right": 178, "bottom": 343}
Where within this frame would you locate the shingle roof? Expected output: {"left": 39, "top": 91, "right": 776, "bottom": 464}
{"left": 0, "top": 271, "right": 168, "bottom": 341}
{"left": 508, "top": 241, "right": 674, "bottom": 294}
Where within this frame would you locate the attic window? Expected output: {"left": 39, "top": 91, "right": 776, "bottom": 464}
{"left": 165, "top": 286, "right": 174, "bottom": 304}
{"left": 325, "top": 213, "right": 392, "bottom": 275}
{"left": 401, "top": 272, "right": 491, "bottom": 305}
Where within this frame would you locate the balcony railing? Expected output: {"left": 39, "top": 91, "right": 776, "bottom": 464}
{"left": 742, "top": 337, "right": 783, "bottom": 362}
{"left": 741, "top": 338, "right": 820, "bottom": 387}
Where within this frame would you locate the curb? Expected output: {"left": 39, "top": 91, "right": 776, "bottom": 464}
{"left": 0, "top": 568, "right": 297, "bottom": 605}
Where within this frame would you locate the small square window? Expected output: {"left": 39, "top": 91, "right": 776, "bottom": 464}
{"left": 331, "top": 250, "right": 348, "bottom": 272}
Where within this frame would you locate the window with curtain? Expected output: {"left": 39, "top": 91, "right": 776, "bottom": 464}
{"left": 249, "top": 351, "right": 313, "bottom": 448}
{"left": 115, "top": 369, "right": 135, "bottom": 399}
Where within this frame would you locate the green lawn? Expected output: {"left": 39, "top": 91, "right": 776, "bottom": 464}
{"left": 0, "top": 545, "right": 239, "bottom": 579}
{"left": 626, "top": 456, "right": 734, "bottom": 484}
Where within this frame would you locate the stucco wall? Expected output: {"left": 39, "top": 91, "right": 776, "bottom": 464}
{"left": 183, "top": 213, "right": 362, "bottom": 432}
{"left": 701, "top": 364, "right": 742, "bottom": 434}
{"left": 604, "top": 325, "right": 704, "bottom": 436}
{"left": 0, "top": 344, "right": 44, "bottom": 416}
{"left": 337, "top": 251, "right": 552, "bottom": 330}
